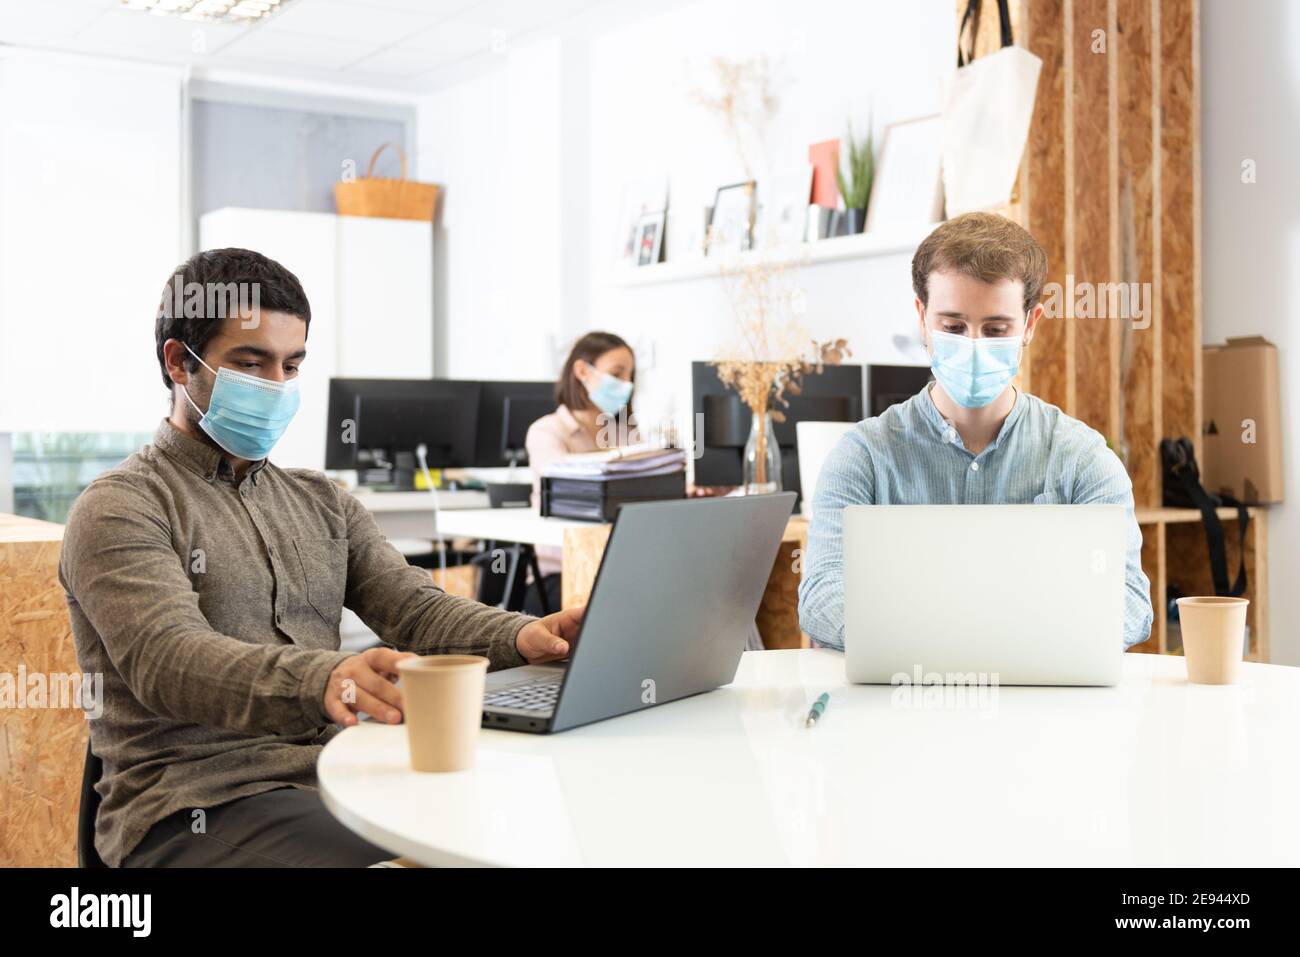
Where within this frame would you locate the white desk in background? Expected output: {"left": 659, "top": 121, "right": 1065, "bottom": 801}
{"left": 350, "top": 489, "right": 488, "bottom": 539}
{"left": 432, "top": 507, "right": 598, "bottom": 549}
{"left": 318, "top": 649, "right": 1300, "bottom": 867}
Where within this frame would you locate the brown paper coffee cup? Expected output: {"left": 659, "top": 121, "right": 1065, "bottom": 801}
{"left": 398, "top": 655, "right": 489, "bottom": 772}
{"left": 1176, "top": 597, "right": 1249, "bottom": 685}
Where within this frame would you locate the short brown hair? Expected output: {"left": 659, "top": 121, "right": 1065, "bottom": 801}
{"left": 555, "top": 331, "right": 635, "bottom": 412}
{"left": 911, "top": 212, "right": 1048, "bottom": 315}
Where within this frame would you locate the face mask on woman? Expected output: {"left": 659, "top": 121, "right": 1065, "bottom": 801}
{"left": 582, "top": 362, "right": 633, "bottom": 416}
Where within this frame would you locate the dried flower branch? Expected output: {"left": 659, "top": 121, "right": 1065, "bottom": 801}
{"left": 686, "top": 56, "right": 780, "bottom": 179}
{"left": 709, "top": 252, "right": 852, "bottom": 483}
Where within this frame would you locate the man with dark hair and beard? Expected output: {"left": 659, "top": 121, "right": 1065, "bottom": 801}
{"left": 60, "top": 247, "right": 582, "bottom": 867}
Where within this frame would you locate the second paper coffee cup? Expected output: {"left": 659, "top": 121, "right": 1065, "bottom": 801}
{"left": 1176, "top": 596, "right": 1249, "bottom": 685}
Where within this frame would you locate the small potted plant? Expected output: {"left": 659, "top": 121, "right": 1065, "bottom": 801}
{"left": 837, "top": 119, "right": 874, "bottom": 235}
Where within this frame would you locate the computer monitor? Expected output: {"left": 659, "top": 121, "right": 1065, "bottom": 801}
{"left": 324, "top": 378, "right": 481, "bottom": 483}
{"left": 691, "top": 361, "right": 864, "bottom": 502}
{"left": 867, "top": 364, "right": 932, "bottom": 417}
{"left": 474, "top": 381, "right": 555, "bottom": 467}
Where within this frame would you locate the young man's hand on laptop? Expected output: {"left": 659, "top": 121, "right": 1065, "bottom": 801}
{"left": 516, "top": 605, "right": 584, "bottom": 664}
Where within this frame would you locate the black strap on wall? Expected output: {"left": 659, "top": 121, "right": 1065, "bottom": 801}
{"left": 1165, "top": 445, "right": 1248, "bottom": 597}
{"left": 958, "top": 0, "right": 1016, "bottom": 67}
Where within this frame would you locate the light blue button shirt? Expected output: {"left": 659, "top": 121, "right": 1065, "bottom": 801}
{"left": 798, "top": 383, "right": 1154, "bottom": 650}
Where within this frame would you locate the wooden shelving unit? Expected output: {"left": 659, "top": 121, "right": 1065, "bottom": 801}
{"left": 957, "top": 0, "right": 1269, "bottom": 658}
{"left": 1133, "top": 506, "right": 1269, "bottom": 661}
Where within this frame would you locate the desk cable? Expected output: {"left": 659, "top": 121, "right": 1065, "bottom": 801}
{"left": 414, "top": 443, "right": 448, "bottom": 578}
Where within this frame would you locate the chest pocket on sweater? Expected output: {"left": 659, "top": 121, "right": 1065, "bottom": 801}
{"left": 293, "top": 538, "right": 348, "bottom": 627}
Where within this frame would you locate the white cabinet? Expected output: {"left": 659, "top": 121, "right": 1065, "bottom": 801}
{"left": 337, "top": 216, "right": 434, "bottom": 378}
{"left": 199, "top": 207, "right": 433, "bottom": 470}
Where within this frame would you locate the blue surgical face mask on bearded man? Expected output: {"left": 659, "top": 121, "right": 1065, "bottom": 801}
{"left": 180, "top": 343, "right": 300, "bottom": 460}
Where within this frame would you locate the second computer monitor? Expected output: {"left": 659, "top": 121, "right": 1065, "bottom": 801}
{"left": 324, "top": 378, "right": 481, "bottom": 474}
{"left": 475, "top": 380, "right": 556, "bottom": 467}
{"left": 691, "top": 361, "right": 864, "bottom": 502}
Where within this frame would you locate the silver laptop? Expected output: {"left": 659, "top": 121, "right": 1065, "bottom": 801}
{"left": 843, "top": 504, "right": 1126, "bottom": 686}
{"left": 481, "top": 492, "right": 797, "bottom": 732}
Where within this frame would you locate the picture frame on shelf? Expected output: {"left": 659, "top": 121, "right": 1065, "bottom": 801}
{"left": 634, "top": 210, "right": 666, "bottom": 266}
{"left": 754, "top": 165, "right": 813, "bottom": 249}
{"left": 707, "top": 180, "right": 756, "bottom": 256}
{"left": 865, "top": 114, "right": 944, "bottom": 233}
{"left": 617, "top": 177, "right": 669, "bottom": 267}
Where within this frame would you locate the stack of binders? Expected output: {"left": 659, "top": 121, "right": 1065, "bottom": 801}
{"left": 540, "top": 445, "right": 688, "bottom": 522}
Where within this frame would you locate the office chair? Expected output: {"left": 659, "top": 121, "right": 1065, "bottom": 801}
{"left": 77, "top": 740, "right": 108, "bottom": 868}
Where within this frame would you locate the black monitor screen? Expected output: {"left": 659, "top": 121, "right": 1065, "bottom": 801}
{"left": 867, "top": 364, "right": 932, "bottom": 417}
{"left": 692, "top": 361, "right": 864, "bottom": 501}
{"left": 353, "top": 395, "right": 476, "bottom": 468}
{"left": 475, "top": 381, "right": 555, "bottom": 467}
{"left": 324, "top": 378, "right": 481, "bottom": 470}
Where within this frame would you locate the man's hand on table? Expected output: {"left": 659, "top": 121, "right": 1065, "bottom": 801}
{"left": 516, "top": 605, "right": 584, "bottom": 663}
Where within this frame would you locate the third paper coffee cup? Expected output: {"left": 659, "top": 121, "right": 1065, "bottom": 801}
{"left": 1176, "top": 596, "right": 1249, "bottom": 685}
{"left": 398, "top": 655, "right": 489, "bottom": 772}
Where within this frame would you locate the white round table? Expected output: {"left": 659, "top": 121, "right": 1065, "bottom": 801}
{"left": 318, "top": 649, "right": 1300, "bottom": 867}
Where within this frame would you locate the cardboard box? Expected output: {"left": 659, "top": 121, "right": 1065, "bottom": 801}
{"left": 1202, "top": 336, "right": 1284, "bottom": 503}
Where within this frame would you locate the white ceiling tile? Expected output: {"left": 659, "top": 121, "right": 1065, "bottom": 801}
{"left": 215, "top": 27, "right": 375, "bottom": 70}
{"left": 343, "top": 44, "right": 456, "bottom": 77}
{"left": 337, "top": 0, "right": 482, "bottom": 15}
{"left": 71, "top": 8, "right": 249, "bottom": 55}
{"left": 0, "top": 1, "right": 116, "bottom": 45}
{"left": 458, "top": 0, "right": 600, "bottom": 36}
{"left": 262, "top": 0, "right": 429, "bottom": 45}
{"left": 394, "top": 18, "right": 491, "bottom": 59}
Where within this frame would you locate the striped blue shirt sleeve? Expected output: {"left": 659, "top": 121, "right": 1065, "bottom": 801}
{"left": 1066, "top": 442, "right": 1154, "bottom": 648}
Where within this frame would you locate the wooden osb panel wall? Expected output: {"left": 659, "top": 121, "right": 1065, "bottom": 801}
{"left": 0, "top": 518, "right": 86, "bottom": 868}
{"left": 960, "top": 0, "right": 1200, "bottom": 508}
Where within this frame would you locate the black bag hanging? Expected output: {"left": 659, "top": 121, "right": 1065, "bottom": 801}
{"left": 1160, "top": 437, "right": 1248, "bottom": 597}
{"left": 957, "top": 0, "right": 1016, "bottom": 67}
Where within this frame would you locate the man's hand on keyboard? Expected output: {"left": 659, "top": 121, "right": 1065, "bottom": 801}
{"left": 516, "top": 605, "right": 584, "bottom": 664}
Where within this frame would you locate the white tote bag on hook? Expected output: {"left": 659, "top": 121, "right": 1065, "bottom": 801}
{"left": 941, "top": 0, "right": 1042, "bottom": 216}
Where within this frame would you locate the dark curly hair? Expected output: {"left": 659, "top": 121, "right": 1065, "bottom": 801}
{"left": 154, "top": 247, "right": 311, "bottom": 391}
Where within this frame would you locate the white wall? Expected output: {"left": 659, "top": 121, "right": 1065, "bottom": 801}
{"left": 416, "top": 37, "right": 565, "bottom": 382}
{"left": 0, "top": 50, "right": 183, "bottom": 433}
{"left": 1202, "top": 0, "right": 1300, "bottom": 665}
{"left": 586, "top": 0, "right": 952, "bottom": 439}
{"left": 416, "top": 0, "right": 954, "bottom": 416}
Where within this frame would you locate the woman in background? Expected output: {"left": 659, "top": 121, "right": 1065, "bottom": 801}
{"left": 524, "top": 331, "right": 639, "bottom": 614}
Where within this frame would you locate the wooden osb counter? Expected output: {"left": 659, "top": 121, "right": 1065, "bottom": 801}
{"left": 0, "top": 513, "right": 84, "bottom": 867}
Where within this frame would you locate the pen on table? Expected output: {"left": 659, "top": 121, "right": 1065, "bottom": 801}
{"left": 805, "top": 692, "right": 830, "bottom": 728}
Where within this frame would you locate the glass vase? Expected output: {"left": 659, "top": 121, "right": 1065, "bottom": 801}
{"left": 743, "top": 409, "right": 783, "bottom": 495}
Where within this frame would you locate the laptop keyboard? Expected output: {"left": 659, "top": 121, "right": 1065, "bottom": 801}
{"left": 483, "top": 675, "right": 563, "bottom": 713}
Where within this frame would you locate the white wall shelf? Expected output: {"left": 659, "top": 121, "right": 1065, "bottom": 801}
{"left": 611, "top": 225, "right": 938, "bottom": 288}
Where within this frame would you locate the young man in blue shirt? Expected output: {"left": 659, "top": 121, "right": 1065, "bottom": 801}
{"left": 798, "top": 212, "right": 1153, "bottom": 650}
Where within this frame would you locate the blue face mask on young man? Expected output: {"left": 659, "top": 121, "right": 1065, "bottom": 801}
{"left": 926, "top": 327, "right": 1025, "bottom": 409}
{"left": 180, "top": 343, "right": 300, "bottom": 460}
{"left": 583, "top": 363, "right": 634, "bottom": 416}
